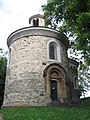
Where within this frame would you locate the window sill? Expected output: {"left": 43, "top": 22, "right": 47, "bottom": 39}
{"left": 47, "top": 59, "right": 61, "bottom": 63}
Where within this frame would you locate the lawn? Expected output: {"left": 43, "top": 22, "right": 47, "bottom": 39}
{"left": 0, "top": 98, "right": 90, "bottom": 120}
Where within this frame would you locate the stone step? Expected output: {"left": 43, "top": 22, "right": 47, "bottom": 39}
{"left": 50, "top": 100, "right": 61, "bottom": 106}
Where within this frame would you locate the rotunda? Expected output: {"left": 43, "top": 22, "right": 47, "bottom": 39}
{"left": 3, "top": 14, "right": 80, "bottom": 106}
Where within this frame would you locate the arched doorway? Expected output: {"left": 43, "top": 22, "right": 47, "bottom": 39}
{"left": 43, "top": 63, "right": 67, "bottom": 103}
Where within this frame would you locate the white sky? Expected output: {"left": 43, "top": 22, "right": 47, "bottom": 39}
{"left": 0, "top": 0, "right": 47, "bottom": 50}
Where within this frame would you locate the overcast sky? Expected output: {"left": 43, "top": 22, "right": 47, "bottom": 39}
{"left": 0, "top": 0, "right": 47, "bottom": 50}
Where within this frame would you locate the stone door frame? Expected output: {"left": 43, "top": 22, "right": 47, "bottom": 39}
{"left": 43, "top": 63, "right": 67, "bottom": 103}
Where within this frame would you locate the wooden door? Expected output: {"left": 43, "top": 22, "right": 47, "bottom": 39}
{"left": 51, "top": 80, "right": 57, "bottom": 100}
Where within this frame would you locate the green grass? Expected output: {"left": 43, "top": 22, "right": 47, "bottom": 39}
{"left": 0, "top": 98, "right": 90, "bottom": 120}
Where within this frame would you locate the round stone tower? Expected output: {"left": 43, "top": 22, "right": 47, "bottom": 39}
{"left": 3, "top": 14, "right": 79, "bottom": 106}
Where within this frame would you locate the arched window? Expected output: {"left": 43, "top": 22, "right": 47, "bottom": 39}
{"left": 33, "top": 19, "right": 36, "bottom": 26}
{"left": 49, "top": 44, "right": 57, "bottom": 60}
{"left": 48, "top": 42, "right": 60, "bottom": 60}
{"left": 33, "top": 19, "right": 39, "bottom": 27}
{"left": 36, "top": 19, "right": 39, "bottom": 26}
{"left": 73, "top": 76, "right": 78, "bottom": 89}
{"left": 74, "top": 77, "right": 77, "bottom": 88}
{"left": 48, "top": 41, "right": 61, "bottom": 62}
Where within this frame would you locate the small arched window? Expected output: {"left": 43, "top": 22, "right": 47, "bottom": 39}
{"left": 36, "top": 19, "right": 39, "bottom": 26}
{"left": 33, "top": 19, "right": 36, "bottom": 26}
{"left": 74, "top": 77, "right": 77, "bottom": 88}
{"left": 47, "top": 41, "right": 61, "bottom": 62}
{"left": 49, "top": 42, "right": 58, "bottom": 60}
{"left": 73, "top": 76, "right": 78, "bottom": 89}
{"left": 33, "top": 18, "right": 39, "bottom": 27}
{"left": 49, "top": 44, "right": 57, "bottom": 60}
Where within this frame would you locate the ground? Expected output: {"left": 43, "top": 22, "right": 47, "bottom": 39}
{"left": 0, "top": 97, "right": 90, "bottom": 120}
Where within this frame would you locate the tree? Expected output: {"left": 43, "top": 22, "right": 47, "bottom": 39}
{"left": 42, "top": 0, "right": 90, "bottom": 65}
{"left": 0, "top": 48, "right": 7, "bottom": 107}
{"left": 42, "top": 0, "right": 90, "bottom": 95}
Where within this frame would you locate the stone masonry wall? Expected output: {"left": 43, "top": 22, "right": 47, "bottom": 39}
{"left": 4, "top": 34, "right": 69, "bottom": 106}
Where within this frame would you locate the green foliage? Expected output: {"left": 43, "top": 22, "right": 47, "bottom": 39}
{"left": 42, "top": 0, "right": 90, "bottom": 65}
{"left": 0, "top": 48, "right": 7, "bottom": 107}
{"left": 42, "top": 0, "right": 90, "bottom": 95}
{"left": 0, "top": 98, "right": 90, "bottom": 120}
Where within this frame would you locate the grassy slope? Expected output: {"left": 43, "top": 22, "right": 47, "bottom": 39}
{"left": 0, "top": 98, "right": 90, "bottom": 120}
